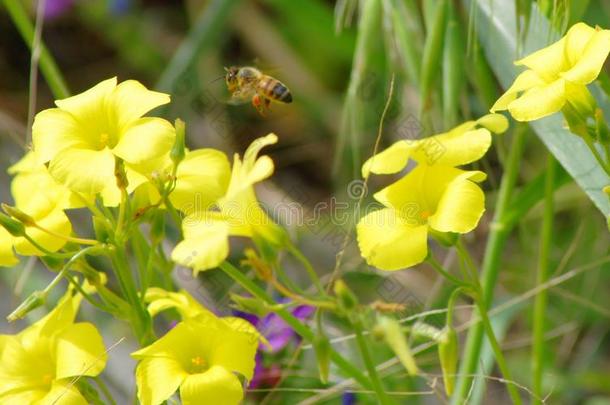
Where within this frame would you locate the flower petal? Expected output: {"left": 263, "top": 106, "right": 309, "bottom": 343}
{"left": 490, "top": 69, "right": 545, "bottom": 113}
{"left": 170, "top": 149, "right": 231, "bottom": 214}
{"left": 54, "top": 77, "right": 116, "bottom": 117}
{"left": 357, "top": 208, "right": 429, "bottom": 271}
{"left": 13, "top": 208, "right": 71, "bottom": 256}
{"left": 37, "top": 380, "right": 88, "bottom": 405}
{"left": 565, "top": 82, "right": 597, "bottom": 117}
{"left": 562, "top": 27, "right": 610, "bottom": 85}
{"left": 49, "top": 148, "right": 116, "bottom": 195}
{"left": 135, "top": 357, "right": 187, "bottom": 405}
{"left": 428, "top": 171, "right": 486, "bottom": 233}
{"left": 225, "top": 134, "right": 278, "bottom": 198}
{"left": 209, "top": 326, "right": 257, "bottom": 380}
{"left": 109, "top": 80, "right": 170, "bottom": 131}
{"left": 0, "top": 228, "right": 18, "bottom": 267}
{"left": 0, "top": 335, "right": 46, "bottom": 397}
{"left": 563, "top": 22, "right": 597, "bottom": 67}
{"left": 11, "top": 156, "right": 86, "bottom": 211}
{"left": 113, "top": 117, "right": 175, "bottom": 164}
{"left": 475, "top": 113, "right": 509, "bottom": 134}
{"left": 507, "top": 78, "right": 566, "bottom": 121}
{"left": 131, "top": 321, "right": 198, "bottom": 360}
{"left": 411, "top": 128, "right": 492, "bottom": 167}
{"left": 145, "top": 289, "right": 213, "bottom": 319}
{"left": 32, "top": 109, "right": 90, "bottom": 163}
{"left": 374, "top": 165, "right": 443, "bottom": 214}
{"left": 1, "top": 390, "right": 46, "bottom": 404}
{"left": 54, "top": 322, "right": 107, "bottom": 379}
{"left": 515, "top": 37, "right": 568, "bottom": 81}
{"left": 361, "top": 140, "right": 412, "bottom": 177}
{"left": 179, "top": 366, "right": 243, "bottom": 405}
{"left": 171, "top": 215, "right": 230, "bottom": 273}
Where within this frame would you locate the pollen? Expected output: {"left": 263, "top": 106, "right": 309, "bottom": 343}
{"left": 420, "top": 210, "right": 431, "bottom": 220}
{"left": 42, "top": 373, "right": 53, "bottom": 385}
{"left": 190, "top": 355, "right": 207, "bottom": 372}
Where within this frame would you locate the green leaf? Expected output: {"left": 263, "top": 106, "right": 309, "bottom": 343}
{"left": 470, "top": 0, "right": 610, "bottom": 216}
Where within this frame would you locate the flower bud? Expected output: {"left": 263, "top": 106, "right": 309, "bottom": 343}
{"left": 1, "top": 204, "right": 35, "bottom": 227}
{"left": 92, "top": 216, "right": 111, "bottom": 242}
{"left": 7, "top": 290, "right": 47, "bottom": 322}
{"left": 596, "top": 109, "right": 610, "bottom": 144}
{"left": 0, "top": 212, "right": 26, "bottom": 236}
{"left": 438, "top": 327, "right": 458, "bottom": 396}
{"left": 171, "top": 119, "right": 186, "bottom": 165}
{"left": 229, "top": 293, "right": 270, "bottom": 317}
{"left": 333, "top": 280, "right": 358, "bottom": 312}
{"left": 313, "top": 332, "right": 331, "bottom": 384}
{"left": 241, "top": 249, "right": 272, "bottom": 281}
{"left": 377, "top": 315, "right": 418, "bottom": 375}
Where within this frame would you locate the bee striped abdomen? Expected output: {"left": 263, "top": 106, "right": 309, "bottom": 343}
{"left": 260, "top": 76, "right": 292, "bottom": 104}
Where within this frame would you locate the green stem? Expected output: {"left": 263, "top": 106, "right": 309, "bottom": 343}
{"left": 116, "top": 188, "right": 129, "bottom": 236}
{"left": 427, "top": 255, "right": 470, "bottom": 287}
{"left": 287, "top": 242, "right": 324, "bottom": 294}
{"left": 3, "top": 0, "right": 70, "bottom": 99}
{"left": 531, "top": 155, "right": 555, "bottom": 403}
{"left": 94, "top": 376, "right": 117, "bottom": 405}
{"left": 43, "top": 245, "right": 105, "bottom": 295}
{"left": 451, "top": 128, "right": 527, "bottom": 404}
{"left": 353, "top": 318, "right": 393, "bottom": 405}
{"left": 454, "top": 243, "right": 523, "bottom": 404}
{"left": 582, "top": 131, "right": 610, "bottom": 176}
{"left": 477, "top": 301, "right": 523, "bottom": 405}
{"left": 109, "top": 245, "right": 154, "bottom": 345}
{"left": 219, "top": 261, "right": 373, "bottom": 390}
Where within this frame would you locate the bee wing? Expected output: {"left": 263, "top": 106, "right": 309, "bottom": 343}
{"left": 225, "top": 96, "right": 252, "bottom": 106}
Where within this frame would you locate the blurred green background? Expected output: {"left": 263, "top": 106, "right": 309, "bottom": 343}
{"left": 2, "top": 0, "right": 610, "bottom": 404}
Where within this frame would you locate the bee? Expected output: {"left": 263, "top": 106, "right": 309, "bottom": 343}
{"left": 224, "top": 66, "right": 292, "bottom": 115}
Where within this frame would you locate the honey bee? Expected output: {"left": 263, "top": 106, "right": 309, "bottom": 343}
{"left": 224, "top": 66, "right": 292, "bottom": 115}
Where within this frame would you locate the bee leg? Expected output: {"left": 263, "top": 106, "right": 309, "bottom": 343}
{"left": 263, "top": 97, "right": 271, "bottom": 111}
{"left": 252, "top": 94, "right": 266, "bottom": 116}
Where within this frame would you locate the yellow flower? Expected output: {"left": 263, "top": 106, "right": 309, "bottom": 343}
{"left": 0, "top": 289, "right": 107, "bottom": 404}
{"left": 32, "top": 77, "right": 174, "bottom": 204}
{"left": 491, "top": 22, "right": 610, "bottom": 121}
{"left": 172, "top": 134, "right": 286, "bottom": 273}
{"left": 131, "top": 313, "right": 259, "bottom": 405}
{"left": 128, "top": 148, "right": 231, "bottom": 214}
{"left": 144, "top": 287, "right": 214, "bottom": 319}
{"left": 144, "top": 288, "right": 267, "bottom": 343}
{"left": 0, "top": 153, "right": 75, "bottom": 266}
{"left": 357, "top": 115, "right": 506, "bottom": 270}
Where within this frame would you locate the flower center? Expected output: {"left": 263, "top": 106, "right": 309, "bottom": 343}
{"left": 189, "top": 355, "right": 208, "bottom": 373}
{"left": 99, "top": 133, "right": 110, "bottom": 149}
{"left": 42, "top": 373, "right": 53, "bottom": 386}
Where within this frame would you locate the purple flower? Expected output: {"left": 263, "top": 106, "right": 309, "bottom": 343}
{"left": 342, "top": 392, "right": 357, "bottom": 405}
{"left": 43, "top": 0, "right": 75, "bottom": 19}
{"left": 234, "top": 301, "right": 314, "bottom": 388}
{"left": 235, "top": 302, "right": 314, "bottom": 353}
{"left": 43, "top": 0, "right": 131, "bottom": 19}
{"left": 249, "top": 353, "right": 282, "bottom": 389}
{"left": 261, "top": 304, "right": 315, "bottom": 353}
